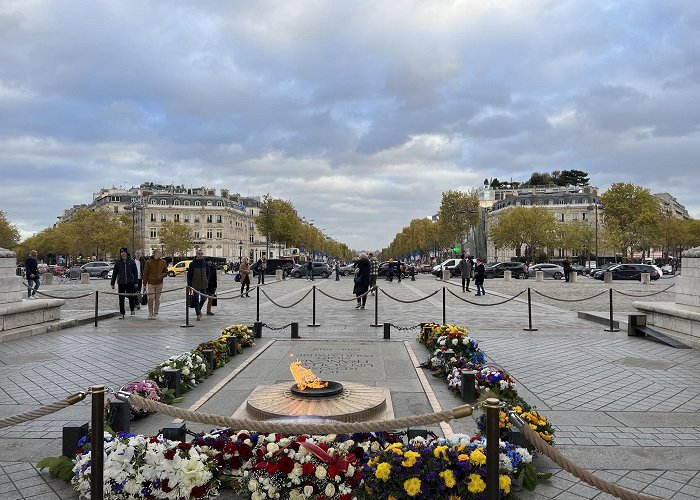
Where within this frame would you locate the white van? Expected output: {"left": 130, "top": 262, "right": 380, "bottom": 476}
{"left": 432, "top": 259, "right": 460, "bottom": 277}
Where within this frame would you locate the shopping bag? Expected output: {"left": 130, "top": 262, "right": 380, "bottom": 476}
{"left": 140, "top": 293, "right": 148, "bottom": 306}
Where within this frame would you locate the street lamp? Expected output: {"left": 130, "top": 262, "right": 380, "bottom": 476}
{"left": 124, "top": 197, "right": 145, "bottom": 256}
{"left": 587, "top": 202, "right": 602, "bottom": 267}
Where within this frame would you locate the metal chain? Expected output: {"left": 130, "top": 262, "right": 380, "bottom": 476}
{"left": 613, "top": 283, "right": 675, "bottom": 297}
{"left": 532, "top": 288, "right": 609, "bottom": 303}
{"left": 388, "top": 323, "right": 422, "bottom": 331}
{"left": 379, "top": 288, "right": 440, "bottom": 304}
{"left": 261, "top": 322, "right": 294, "bottom": 331}
{"left": 260, "top": 287, "right": 312, "bottom": 309}
{"left": 446, "top": 287, "right": 527, "bottom": 306}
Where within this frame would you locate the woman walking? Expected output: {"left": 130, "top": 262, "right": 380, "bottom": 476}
{"left": 353, "top": 252, "right": 371, "bottom": 309}
{"left": 239, "top": 257, "right": 252, "bottom": 297}
{"left": 474, "top": 258, "right": 486, "bottom": 296}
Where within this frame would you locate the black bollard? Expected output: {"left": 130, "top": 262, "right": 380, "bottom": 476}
{"left": 442, "top": 286, "right": 446, "bottom": 325}
{"left": 90, "top": 385, "right": 106, "bottom": 500}
{"left": 62, "top": 422, "right": 89, "bottom": 457}
{"left": 202, "top": 349, "right": 215, "bottom": 371}
{"left": 180, "top": 287, "right": 193, "bottom": 328}
{"left": 383, "top": 322, "right": 391, "bottom": 339}
{"left": 484, "top": 397, "right": 500, "bottom": 500}
{"left": 523, "top": 288, "right": 538, "bottom": 331}
{"left": 163, "top": 367, "right": 182, "bottom": 397}
{"left": 411, "top": 266, "right": 415, "bottom": 281}
{"left": 460, "top": 370, "right": 477, "bottom": 403}
{"left": 605, "top": 288, "right": 620, "bottom": 332}
{"left": 335, "top": 263, "right": 340, "bottom": 281}
{"left": 160, "top": 423, "right": 187, "bottom": 442}
{"left": 291, "top": 322, "right": 299, "bottom": 339}
{"left": 227, "top": 335, "right": 237, "bottom": 357}
{"left": 94, "top": 290, "right": 99, "bottom": 327}
{"left": 308, "top": 285, "right": 320, "bottom": 327}
{"left": 108, "top": 399, "right": 131, "bottom": 433}
{"left": 256, "top": 286, "right": 260, "bottom": 322}
{"left": 370, "top": 285, "right": 381, "bottom": 327}
{"left": 253, "top": 321, "right": 263, "bottom": 338}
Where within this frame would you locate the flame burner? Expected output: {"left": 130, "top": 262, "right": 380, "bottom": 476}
{"left": 290, "top": 380, "right": 344, "bottom": 398}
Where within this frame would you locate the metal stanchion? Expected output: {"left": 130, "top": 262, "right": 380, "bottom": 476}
{"left": 180, "top": 287, "right": 193, "bottom": 328}
{"left": 383, "top": 322, "right": 391, "bottom": 339}
{"left": 484, "top": 397, "right": 501, "bottom": 500}
{"left": 94, "top": 290, "right": 99, "bottom": 327}
{"left": 202, "top": 349, "right": 214, "bottom": 372}
{"left": 291, "top": 322, "right": 299, "bottom": 339}
{"left": 411, "top": 266, "right": 415, "bottom": 281}
{"left": 523, "top": 288, "right": 538, "bottom": 331}
{"left": 605, "top": 288, "right": 620, "bottom": 332}
{"left": 227, "top": 335, "right": 237, "bottom": 357}
{"left": 90, "top": 385, "right": 106, "bottom": 500}
{"left": 460, "top": 370, "right": 476, "bottom": 403}
{"left": 253, "top": 321, "right": 262, "bottom": 338}
{"left": 256, "top": 286, "right": 260, "bottom": 322}
{"left": 307, "top": 285, "right": 320, "bottom": 327}
{"left": 335, "top": 264, "right": 340, "bottom": 281}
{"left": 442, "top": 286, "right": 446, "bottom": 325}
{"left": 371, "top": 286, "right": 381, "bottom": 327}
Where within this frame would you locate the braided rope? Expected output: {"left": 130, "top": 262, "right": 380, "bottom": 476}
{"left": 379, "top": 288, "right": 440, "bottom": 304}
{"left": 0, "top": 392, "right": 87, "bottom": 429}
{"left": 30, "top": 289, "right": 94, "bottom": 300}
{"left": 446, "top": 288, "right": 526, "bottom": 306}
{"left": 260, "top": 288, "right": 312, "bottom": 309}
{"left": 516, "top": 420, "right": 660, "bottom": 500}
{"left": 128, "top": 393, "right": 468, "bottom": 434}
{"left": 532, "top": 288, "right": 609, "bottom": 303}
{"left": 613, "top": 283, "right": 675, "bottom": 297}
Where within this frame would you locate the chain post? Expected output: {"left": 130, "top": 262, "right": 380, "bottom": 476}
{"left": 523, "top": 287, "right": 538, "bottom": 331}
{"left": 180, "top": 287, "right": 193, "bottom": 328}
{"left": 383, "top": 322, "right": 391, "bottom": 339}
{"left": 307, "top": 285, "right": 320, "bottom": 327}
{"left": 442, "top": 286, "right": 446, "bottom": 325}
{"left": 90, "top": 385, "right": 106, "bottom": 500}
{"left": 291, "top": 322, "right": 299, "bottom": 339}
{"left": 94, "top": 290, "right": 99, "bottom": 327}
{"left": 483, "top": 397, "right": 501, "bottom": 500}
{"left": 371, "top": 285, "right": 381, "bottom": 327}
{"left": 256, "top": 285, "right": 260, "bottom": 322}
{"left": 605, "top": 288, "right": 620, "bottom": 332}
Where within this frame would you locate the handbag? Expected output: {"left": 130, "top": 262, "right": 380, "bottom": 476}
{"left": 140, "top": 293, "right": 148, "bottom": 306}
{"left": 189, "top": 292, "right": 198, "bottom": 308}
{"left": 235, "top": 273, "right": 241, "bottom": 282}
{"left": 212, "top": 293, "right": 217, "bottom": 307}
{"left": 354, "top": 274, "right": 362, "bottom": 284}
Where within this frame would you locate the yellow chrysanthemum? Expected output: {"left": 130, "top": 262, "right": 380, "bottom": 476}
{"left": 513, "top": 405, "right": 522, "bottom": 413}
{"left": 499, "top": 474, "right": 511, "bottom": 494}
{"left": 469, "top": 448, "right": 486, "bottom": 466}
{"left": 440, "top": 470, "right": 456, "bottom": 488}
{"left": 468, "top": 473, "right": 486, "bottom": 493}
{"left": 433, "top": 445, "right": 449, "bottom": 460}
{"left": 368, "top": 456, "right": 379, "bottom": 466}
{"left": 401, "top": 451, "right": 421, "bottom": 467}
{"left": 455, "top": 444, "right": 465, "bottom": 453}
{"left": 449, "top": 496, "right": 461, "bottom": 500}
{"left": 375, "top": 462, "right": 392, "bottom": 481}
{"left": 404, "top": 477, "right": 422, "bottom": 497}
{"left": 542, "top": 432, "right": 552, "bottom": 442}
{"left": 529, "top": 423, "right": 538, "bottom": 430}
{"left": 457, "top": 453, "right": 469, "bottom": 462}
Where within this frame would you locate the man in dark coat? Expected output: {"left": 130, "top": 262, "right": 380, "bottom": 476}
{"left": 474, "top": 258, "right": 486, "bottom": 296}
{"left": 563, "top": 258, "right": 572, "bottom": 282}
{"left": 25, "top": 250, "right": 40, "bottom": 298}
{"left": 206, "top": 258, "right": 218, "bottom": 316}
{"left": 110, "top": 247, "right": 138, "bottom": 318}
{"left": 187, "top": 249, "right": 209, "bottom": 320}
{"left": 353, "top": 252, "right": 371, "bottom": 309}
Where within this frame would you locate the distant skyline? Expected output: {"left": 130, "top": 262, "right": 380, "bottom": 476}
{"left": 1, "top": 0, "right": 698, "bottom": 251}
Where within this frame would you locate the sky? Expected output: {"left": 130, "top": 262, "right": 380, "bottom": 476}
{"left": 0, "top": 0, "right": 698, "bottom": 251}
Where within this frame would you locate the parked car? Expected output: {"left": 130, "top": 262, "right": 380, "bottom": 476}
{"left": 50, "top": 265, "right": 68, "bottom": 276}
{"left": 80, "top": 261, "right": 113, "bottom": 278}
{"left": 586, "top": 263, "right": 616, "bottom": 276}
{"left": 431, "top": 259, "right": 460, "bottom": 277}
{"left": 593, "top": 264, "right": 660, "bottom": 281}
{"left": 570, "top": 264, "right": 585, "bottom": 275}
{"left": 167, "top": 260, "right": 193, "bottom": 277}
{"left": 338, "top": 263, "right": 356, "bottom": 276}
{"left": 67, "top": 264, "right": 84, "bottom": 279}
{"left": 252, "top": 258, "right": 295, "bottom": 276}
{"left": 378, "top": 261, "right": 414, "bottom": 277}
{"left": 484, "top": 262, "right": 529, "bottom": 279}
{"left": 661, "top": 264, "right": 675, "bottom": 275}
{"left": 418, "top": 263, "right": 433, "bottom": 274}
{"left": 289, "top": 262, "right": 332, "bottom": 279}
{"left": 528, "top": 263, "right": 565, "bottom": 279}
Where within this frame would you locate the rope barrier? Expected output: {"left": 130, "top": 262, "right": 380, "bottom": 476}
{"left": 613, "top": 283, "right": 676, "bottom": 297}
{"left": 532, "top": 288, "right": 609, "bottom": 302}
{"left": 379, "top": 288, "right": 440, "bottom": 304}
{"left": 0, "top": 392, "right": 87, "bottom": 429}
{"left": 29, "top": 289, "right": 94, "bottom": 300}
{"left": 260, "top": 287, "right": 313, "bottom": 309}
{"left": 317, "top": 287, "right": 370, "bottom": 302}
{"left": 446, "top": 288, "right": 527, "bottom": 306}
{"left": 127, "top": 393, "right": 473, "bottom": 434}
{"left": 512, "top": 413, "right": 660, "bottom": 500}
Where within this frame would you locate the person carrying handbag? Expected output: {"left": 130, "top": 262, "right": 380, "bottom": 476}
{"left": 239, "top": 257, "right": 252, "bottom": 297}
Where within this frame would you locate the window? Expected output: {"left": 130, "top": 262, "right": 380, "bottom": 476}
{"left": 249, "top": 235, "right": 254, "bottom": 243}
{"left": 572, "top": 213, "right": 579, "bottom": 220}
{"left": 110, "top": 196, "right": 121, "bottom": 202}
{"left": 206, "top": 201, "right": 212, "bottom": 206}
{"left": 174, "top": 214, "right": 180, "bottom": 222}
{"left": 560, "top": 213, "right": 565, "bottom": 222}
{"left": 150, "top": 213, "right": 156, "bottom": 222}
{"left": 113, "top": 206, "right": 118, "bottom": 214}
{"left": 151, "top": 198, "right": 156, "bottom": 204}
{"left": 216, "top": 201, "right": 222, "bottom": 207}
{"left": 150, "top": 228, "right": 157, "bottom": 238}
{"left": 195, "top": 201, "right": 201, "bottom": 206}
{"left": 174, "top": 200, "right": 180, "bottom": 206}
{"left": 160, "top": 213, "right": 166, "bottom": 222}
{"left": 184, "top": 200, "right": 190, "bottom": 206}
{"left": 216, "top": 215, "right": 222, "bottom": 223}
{"left": 207, "top": 215, "right": 213, "bottom": 223}
{"left": 582, "top": 212, "right": 587, "bottom": 220}
{"left": 216, "top": 229, "right": 222, "bottom": 238}
{"left": 194, "top": 230, "right": 200, "bottom": 238}
{"left": 194, "top": 215, "right": 200, "bottom": 223}
{"left": 206, "top": 229, "right": 213, "bottom": 239}
{"left": 160, "top": 200, "right": 166, "bottom": 205}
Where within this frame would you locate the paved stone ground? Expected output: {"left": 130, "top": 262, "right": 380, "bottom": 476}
{"left": 0, "top": 272, "right": 697, "bottom": 499}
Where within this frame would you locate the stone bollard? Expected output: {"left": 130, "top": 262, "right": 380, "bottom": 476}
{"left": 42, "top": 273, "right": 53, "bottom": 285}
{"left": 80, "top": 272, "right": 90, "bottom": 284}
{"left": 536, "top": 271, "right": 544, "bottom": 282}
{"left": 604, "top": 271, "right": 613, "bottom": 283}
{"left": 569, "top": 271, "right": 577, "bottom": 283}
{"left": 641, "top": 273, "right": 650, "bottom": 284}
{"left": 442, "top": 269, "right": 450, "bottom": 281}
{"left": 503, "top": 270, "right": 512, "bottom": 282}
{"left": 275, "top": 269, "right": 283, "bottom": 280}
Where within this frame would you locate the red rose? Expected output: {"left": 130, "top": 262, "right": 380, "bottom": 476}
{"left": 163, "top": 449, "right": 176, "bottom": 460}
{"left": 339, "top": 495, "right": 352, "bottom": 500}
{"left": 276, "top": 433, "right": 286, "bottom": 441}
{"left": 214, "top": 441, "right": 225, "bottom": 451}
{"left": 256, "top": 448, "right": 265, "bottom": 459}
{"left": 161, "top": 479, "right": 173, "bottom": 493}
{"left": 223, "top": 442, "right": 236, "bottom": 454}
{"left": 329, "top": 465, "right": 339, "bottom": 478}
{"left": 238, "top": 443, "right": 253, "bottom": 460}
{"left": 238, "top": 433, "right": 249, "bottom": 441}
{"left": 302, "top": 462, "right": 315, "bottom": 475}
{"left": 191, "top": 485, "right": 208, "bottom": 497}
{"left": 265, "top": 462, "right": 278, "bottom": 475}
{"left": 231, "top": 456, "right": 242, "bottom": 470}
{"left": 277, "top": 456, "right": 295, "bottom": 474}
{"left": 178, "top": 442, "right": 192, "bottom": 451}
{"left": 297, "top": 435, "right": 307, "bottom": 442}
{"left": 318, "top": 443, "right": 329, "bottom": 452}
{"left": 352, "top": 447, "right": 365, "bottom": 460}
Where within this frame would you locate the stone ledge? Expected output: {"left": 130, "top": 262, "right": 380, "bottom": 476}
{"left": 634, "top": 301, "right": 700, "bottom": 322}
{"left": 0, "top": 298, "right": 66, "bottom": 316}
{"left": 0, "top": 311, "right": 119, "bottom": 342}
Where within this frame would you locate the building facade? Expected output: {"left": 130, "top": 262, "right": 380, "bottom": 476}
{"left": 654, "top": 192, "right": 690, "bottom": 220}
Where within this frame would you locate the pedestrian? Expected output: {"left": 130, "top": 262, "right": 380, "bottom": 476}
{"left": 239, "top": 257, "right": 252, "bottom": 297}
{"left": 457, "top": 254, "right": 471, "bottom": 292}
{"left": 223, "top": 262, "right": 229, "bottom": 275}
{"left": 353, "top": 252, "right": 371, "bottom": 309}
{"left": 142, "top": 248, "right": 168, "bottom": 319}
{"left": 563, "top": 258, "right": 572, "bottom": 282}
{"left": 369, "top": 252, "right": 378, "bottom": 295}
{"left": 134, "top": 250, "right": 146, "bottom": 310}
{"left": 306, "top": 259, "right": 314, "bottom": 281}
{"left": 474, "top": 258, "right": 486, "bottom": 296}
{"left": 257, "top": 256, "right": 267, "bottom": 284}
{"left": 111, "top": 247, "right": 138, "bottom": 318}
{"left": 387, "top": 258, "right": 395, "bottom": 282}
{"left": 396, "top": 259, "right": 403, "bottom": 283}
{"left": 25, "top": 250, "right": 40, "bottom": 298}
{"left": 186, "top": 249, "right": 209, "bottom": 320}
{"left": 206, "top": 258, "right": 218, "bottom": 316}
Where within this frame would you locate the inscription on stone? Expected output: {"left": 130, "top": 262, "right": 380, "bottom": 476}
{"left": 298, "top": 348, "right": 374, "bottom": 374}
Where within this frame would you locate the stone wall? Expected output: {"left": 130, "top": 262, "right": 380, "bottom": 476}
{"left": 0, "top": 248, "right": 24, "bottom": 304}
{"left": 677, "top": 248, "right": 700, "bottom": 308}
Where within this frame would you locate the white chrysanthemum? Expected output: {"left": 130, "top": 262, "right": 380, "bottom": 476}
{"left": 266, "top": 442, "right": 279, "bottom": 453}
{"left": 325, "top": 483, "right": 336, "bottom": 496}
{"left": 499, "top": 453, "right": 514, "bottom": 473}
{"left": 315, "top": 465, "right": 327, "bottom": 480}
{"left": 517, "top": 447, "right": 533, "bottom": 463}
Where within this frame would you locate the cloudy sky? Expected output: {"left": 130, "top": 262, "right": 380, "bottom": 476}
{"left": 1, "top": 0, "right": 698, "bottom": 251}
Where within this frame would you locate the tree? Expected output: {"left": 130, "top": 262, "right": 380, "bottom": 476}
{"left": 558, "top": 169, "right": 590, "bottom": 186}
{"left": 255, "top": 195, "right": 304, "bottom": 255}
{"left": 600, "top": 183, "right": 660, "bottom": 258}
{"left": 0, "top": 211, "right": 20, "bottom": 249}
{"left": 436, "top": 190, "right": 480, "bottom": 253}
{"left": 527, "top": 172, "right": 552, "bottom": 186}
{"left": 556, "top": 220, "right": 594, "bottom": 262}
{"left": 489, "top": 206, "right": 557, "bottom": 260}
{"left": 159, "top": 220, "right": 193, "bottom": 261}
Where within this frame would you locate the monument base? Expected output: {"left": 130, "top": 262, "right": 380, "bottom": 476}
{"left": 633, "top": 301, "right": 700, "bottom": 349}
{"left": 0, "top": 298, "right": 67, "bottom": 341}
